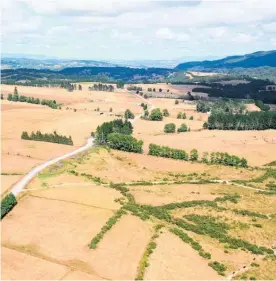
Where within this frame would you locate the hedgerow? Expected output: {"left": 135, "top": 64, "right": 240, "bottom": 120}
{"left": 89, "top": 209, "right": 126, "bottom": 249}
{"left": 148, "top": 144, "right": 189, "bottom": 161}
{"left": 170, "top": 228, "right": 211, "bottom": 259}
{"left": 208, "top": 261, "right": 227, "bottom": 276}
{"left": 136, "top": 225, "right": 163, "bottom": 280}
{"left": 1, "top": 193, "right": 17, "bottom": 219}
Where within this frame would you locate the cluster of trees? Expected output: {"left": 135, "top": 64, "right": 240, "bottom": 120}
{"left": 94, "top": 119, "right": 133, "bottom": 145}
{"left": 60, "top": 82, "right": 82, "bottom": 91}
{"left": 127, "top": 86, "right": 142, "bottom": 91}
{"left": 149, "top": 144, "right": 189, "bottom": 160}
{"left": 205, "top": 111, "right": 276, "bottom": 130}
{"left": 21, "top": 131, "right": 73, "bottom": 145}
{"left": 164, "top": 123, "right": 189, "bottom": 133}
{"left": 1, "top": 193, "right": 17, "bottom": 220}
{"left": 148, "top": 143, "right": 248, "bottom": 167}
{"left": 255, "top": 100, "right": 270, "bottom": 111}
{"left": 201, "top": 152, "right": 247, "bottom": 167}
{"left": 192, "top": 79, "right": 276, "bottom": 104}
{"left": 177, "top": 112, "right": 186, "bottom": 119}
{"left": 196, "top": 101, "right": 211, "bottom": 113}
{"left": 88, "top": 83, "right": 114, "bottom": 92}
{"left": 7, "top": 87, "right": 58, "bottom": 109}
{"left": 107, "top": 133, "right": 143, "bottom": 153}
{"left": 124, "top": 109, "right": 135, "bottom": 119}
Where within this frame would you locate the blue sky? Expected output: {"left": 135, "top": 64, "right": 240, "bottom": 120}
{"left": 2, "top": 0, "right": 276, "bottom": 61}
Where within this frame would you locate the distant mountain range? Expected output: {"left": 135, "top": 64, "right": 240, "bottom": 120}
{"left": 175, "top": 50, "right": 276, "bottom": 70}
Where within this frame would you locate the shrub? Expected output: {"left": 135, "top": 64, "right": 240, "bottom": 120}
{"left": 208, "top": 261, "right": 227, "bottom": 276}
{"left": 177, "top": 123, "right": 188, "bottom": 133}
{"left": 149, "top": 108, "right": 163, "bottom": 121}
{"left": 189, "top": 116, "right": 194, "bottom": 120}
{"left": 255, "top": 100, "right": 270, "bottom": 111}
{"left": 107, "top": 133, "right": 143, "bottom": 153}
{"left": 177, "top": 112, "right": 186, "bottom": 119}
{"left": 1, "top": 193, "right": 17, "bottom": 219}
{"left": 109, "top": 107, "right": 113, "bottom": 112}
{"left": 125, "top": 109, "right": 135, "bottom": 119}
{"left": 163, "top": 109, "right": 169, "bottom": 117}
{"left": 175, "top": 100, "right": 179, "bottom": 105}
{"left": 190, "top": 149, "right": 199, "bottom": 161}
{"left": 164, "top": 123, "right": 176, "bottom": 133}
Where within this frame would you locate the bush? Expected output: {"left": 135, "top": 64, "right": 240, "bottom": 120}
{"left": 164, "top": 123, "right": 176, "bottom": 133}
{"left": 177, "top": 123, "right": 188, "bottom": 133}
{"left": 175, "top": 100, "right": 179, "bottom": 105}
{"left": 1, "top": 193, "right": 17, "bottom": 219}
{"left": 189, "top": 116, "right": 194, "bottom": 120}
{"left": 163, "top": 109, "right": 169, "bottom": 117}
{"left": 255, "top": 100, "right": 270, "bottom": 111}
{"left": 109, "top": 107, "right": 113, "bottom": 112}
{"left": 190, "top": 149, "right": 199, "bottom": 161}
{"left": 208, "top": 261, "right": 227, "bottom": 276}
{"left": 149, "top": 108, "right": 163, "bottom": 121}
{"left": 177, "top": 112, "right": 186, "bottom": 119}
{"left": 107, "top": 133, "right": 143, "bottom": 153}
{"left": 125, "top": 109, "right": 135, "bottom": 119}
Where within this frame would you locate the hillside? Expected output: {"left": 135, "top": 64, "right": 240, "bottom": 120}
{"left": 175, "top": 50, "right": 276, "bottom": 70}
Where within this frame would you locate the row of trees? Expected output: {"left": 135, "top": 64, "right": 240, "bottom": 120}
{"left": 21, "top": 131, "right": 73, "bottom": 145}
{"left": 89, "top": 83, "right": 115, "bottom": 92}
{"left": 107, "top": 133, "right": 143, "bottom": 153}
{"left": 127, "top": 86, "right": 142, "bottom": 91}
{"left": 148, "top": 88, "right": 170, "bottom": 93}
{"left": 7, "top": 87, "right": 58, "bottom": 109}
{"left": 94, "top": 119, "right": 133, "bottom": 145}
{"left": 205, "top": 111, "right": 276, "bottom": 130}
{"left": 60, "top": 82, "right": 82, "bottom": 91}
{"left": 148, "top": 144, "right": 248, "bottom": 167}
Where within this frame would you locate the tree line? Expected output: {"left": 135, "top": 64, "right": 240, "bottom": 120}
{"left": 205, "top": 111, "right": 276, "bottom": 130}
{"left": 89, "top": 83, "right": 115, "bottom": 92}
{"left": 21, "top": 131, "right": 73, "bottom": 145}
{"left": 107, "top": 133, "right": 143, "bottom": 153}
{"left": 148, "top": 144, "right": 248, "bottom": 167}
{"left": 7, "top": 87, "right": 59, "bottom": 109}
{"left": 192, "top": 79, "right": 276, "bottom": 104}
{"left": 1, "top": 193, "right": 17, "bottom": 220}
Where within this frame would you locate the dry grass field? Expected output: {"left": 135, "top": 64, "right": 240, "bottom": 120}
{"left": 1, "top": 83, "right": 276, "bottom": 280}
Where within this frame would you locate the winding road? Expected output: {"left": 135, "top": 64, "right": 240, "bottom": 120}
{"left": 11, "top": 137, "right": 94, "bottom": 196}
{"left": 11, "top": 92, "right": 152, "bottom": 197}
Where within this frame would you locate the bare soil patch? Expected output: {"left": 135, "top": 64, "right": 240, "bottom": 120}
{"left": 1, "top": 247, "right": 68, "bottom": 280}
{"left": 144, "top": 230, "right": 221, "bottom": 280}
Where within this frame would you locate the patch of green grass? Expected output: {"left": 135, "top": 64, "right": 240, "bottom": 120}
{"left": 208, "top": 261, "right": 227, "bottom": 276}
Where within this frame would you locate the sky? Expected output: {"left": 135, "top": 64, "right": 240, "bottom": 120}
{"left": 1, "top": 0, "right": 276, "bottom": 61}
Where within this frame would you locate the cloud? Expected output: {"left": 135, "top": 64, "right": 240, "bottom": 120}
{"left": 156, "top": 28, "right": 190, "bottom": 41}
{"left": 2, "top": 0, "right": 276, "bottom": 60}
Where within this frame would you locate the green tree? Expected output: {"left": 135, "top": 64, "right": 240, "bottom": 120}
{"left": 7, "top": 94, "right": 13, "bottom": 101}
{"left": 164, "top": 123, "right": 176, "bottom": 133}
{"left": 189, "top": 116, "right": 194, "bottom": 120}
{"left": 190, "top": 149, "right": 199, "bottom": 161}
{"left": 163, "top": 109, "right": 169, "bottom": 117}
{"left": 177, "top": 123, "right": 188, "bottom": 133}
{"left": 149, "top": 108, "right": 163, "bottom": 121}
{"left": 116, "top": 81, "right": 125, "bottom": 89}
{"left": 177, "top": 112, "right": 182, "bottom": 119}
{"left": 182, "top": 112, "right": 187, "bottom": 119}
{"left": 107, "top": 133, "right": 143, "bottom": 153}
{"left": 125, "top": 109, "right": 135, "bottom": 119}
